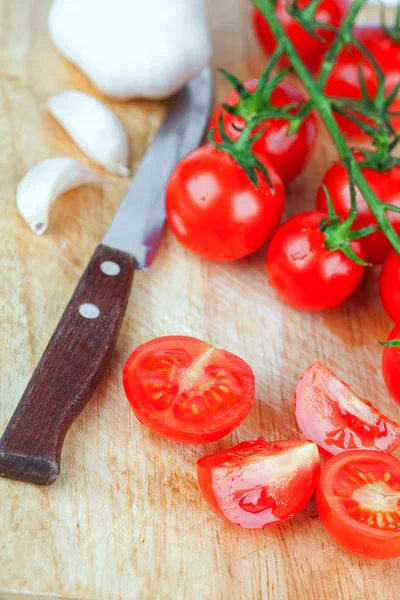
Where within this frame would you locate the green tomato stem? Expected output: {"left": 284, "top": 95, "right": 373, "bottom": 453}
{"left": 252, "top": 0, "right": 400, "bottom": 257}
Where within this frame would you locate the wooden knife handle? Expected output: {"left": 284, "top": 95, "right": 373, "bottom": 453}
{"left": 0, "top": 244, "right": 135, "bottom": 485}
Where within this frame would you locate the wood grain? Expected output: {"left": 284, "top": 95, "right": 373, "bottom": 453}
{"left": 1, "top": 0, "right": 400, "bottom": 598}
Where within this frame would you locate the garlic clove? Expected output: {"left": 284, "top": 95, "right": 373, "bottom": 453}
{"left": 16, "top": 157, "right": 100, "bottom": 235}
{"left": 47, "top": 90, "right": 130, "bottom": 176}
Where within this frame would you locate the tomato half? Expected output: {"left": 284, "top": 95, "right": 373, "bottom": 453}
{"left": 316, "top": 159, "right": 400, "bottom": 265}
{"left": 197, "top": 438, "right": 320, "bottom": 529}
{"left": 321, "top": 26, "right": 400, "bottom": 138}
{"left": 295, "top": 362, "right": 400, "bottom": 457}
{"left": 209, "top": 81, "right": 317, "bottom": 184}
{"left": 316, "top": 450, "right": 400, "bottom": 559}
{"left": 266, "top": 211, "right": 365, "bottom": 311}
{"left": 382, "top": 324, "right": 400, "bottom": 406}
{"left": 379, "top": 251, "right": 400, "bottom": 322}
{"left": 166, "top": 144, "right": 284, "bottom": 262}
{"left": 253, "top": 0, "right": 349, "bottom": 71}
{"left": 123, "top": 336, "right": 255, "bottom": 444}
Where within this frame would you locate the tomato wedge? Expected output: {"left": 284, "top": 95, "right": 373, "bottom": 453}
{"left": 197, "top": 438, "right": 320, "bottom": 529}
{"left": 122, "top": 336, "right": 255, "bottom": 444}
{"left": 295, "top": 362, "right": 400, "bottom": 457}
{"left": 316, "top": 450, "right": 400, "bottom": 559}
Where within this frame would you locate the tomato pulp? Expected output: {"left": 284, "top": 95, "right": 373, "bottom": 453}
{"left": 253, "top": 0, "right": 350, "bottom": 71}
{"left": 197, "top": 438, "right": 320, "bottom": 529}
{"left": 123, "top": 336, "right": 255, "bottom": 444}
{"left": 317, "top": 450, "right": 400, "bottom": 559}
{"left": 295, "top": 362, "right": 400, "bottom": 457}
{"left": 166, "top": 144, "right": 284, "bottom": 262}
{"left": 382, "top": 324, "right": 400, "bottom": 406}
{"left": 209, "top": 80, "right": 317, "bottom": 184}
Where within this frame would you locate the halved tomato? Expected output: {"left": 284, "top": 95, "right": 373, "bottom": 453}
{"left": 122, "top": 336, "right": 255, "bottom": 444}
{"left": 197, "top": 437, "right": 320, "bottom": 528}
{"left": 295, "top": 362, "right": 400, "bottom": 457}
{"left": 316, "top": 450, "right": 400, "bottom": 559}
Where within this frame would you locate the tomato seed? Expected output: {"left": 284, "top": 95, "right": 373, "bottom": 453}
{"left": 212, "top": 392, "right": 222, "bottom": 402}
{"left": 219, "top": 385, "right": 229, "bottom": 392}
{"left": 153, "top": 393, "right": 163, "bottom": 400}
{"left": 191, "top": 404, "right": 200, "bottom": 415}
{"left": 384, "top": 472, "right": 391, "bottom": 482}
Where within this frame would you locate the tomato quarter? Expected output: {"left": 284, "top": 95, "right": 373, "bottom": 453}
{"left": 166, "top": 144, "right": 284, "bottom": 261}
{"left": 295, "top": 362, "right": 400, "bottom": 457}
{"left": 317, "top": 450, "right": 400, "bottom": 559}
{"left": 253, "top": 0, "right": 349, "bottom": 71}
{"left": 197, "top": 437, "right": 320, "bottom": 529}
{"left": 209, "top": 80, "right": 317, "bottom": 184}
{"left": 316, "top": 160, "right": 400, "bottom": 265}
{"left": 123, "top": 336, "right": 255, "bottom": 444}
{"left": 266, "top": 211, "right": 365, "bottom": 311}
{"left": 382, "top": 324, "right": 400, "bottom": 406}
{"left": 379, "top": 251, "right": 400, "bottom": 322}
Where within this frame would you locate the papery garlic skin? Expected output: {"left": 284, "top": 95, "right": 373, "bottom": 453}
{"left": 48, "top": 0, "right": 212, "bottom": 99}
{"left": 47, "top": 90, "right": 130, "bottom": 176}
{"left": 17, "top": 158, "right": 99, "bottom": 235}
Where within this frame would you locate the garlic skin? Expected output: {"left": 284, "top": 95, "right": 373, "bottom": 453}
{"left": 48, "top": 0, "right": 212, "bottom": 100}
{"left": 47, "top": 90, "right": 130, "bottom": 176}
{"left": 17, "top": 158, "right": 99, "bottom": 235}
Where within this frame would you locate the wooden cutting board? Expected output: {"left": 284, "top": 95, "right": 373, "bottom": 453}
{"left": 1, "top": 1, "right": 400, "bottom": 598}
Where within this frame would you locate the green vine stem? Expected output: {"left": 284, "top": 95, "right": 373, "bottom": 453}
{"left": 253, "top": 0, "right": 400, "bottom": 256}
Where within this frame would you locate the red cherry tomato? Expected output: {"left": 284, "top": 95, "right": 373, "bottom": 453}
{"left": 253, "top": 0, "right": 350, "bottom": 71}
{"left": 209, "top": 80, "right": 317, "bottom": 184}
{"left": 316, "top": 161, "right": 400, "bottom": 265}
{"left": 379, "top": 251, "right": 400, "bottom": 322}
{"left": 295, "top": 362, "right": 400, "bottom": 457}
{"left": 266, "top": 211, "right": 365, "bottom": 311}
{"left": 322, "top": 26, "right": 400, "bottom": 137}
{"left": 382, "top": 324, "right": 400, "bottom": 406}
{"left": 122, "top": 336, "right": 255, "bottom": 444}
{"left": 197, "top": 437, "right": 320, "bottom": 529}
{"left": 166, "top": 144, "right": 284, "bottom": 262}
{"left": 316, "top": 450, "right": 400, "bottom": 559}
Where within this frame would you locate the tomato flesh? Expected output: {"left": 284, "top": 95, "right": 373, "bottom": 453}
{"left": 379, "top": 251, "right": 400, "bottom": 322}
{"left": 197, "top": 438, "right": 320, "bottom": 528}
{"left": 382, "top": 324, "right": 400, "bottom": 406}
{"left": 295, "top": 362, "right": 400, "bottom": 458}
{"left": 317, "top": 450, "right": 400, "bottom": 559}
{"left": 123, "top": 336, "right": 255, "bottom": 444}
{"left": 209, "top": 81, "right": 317, "bottom": 185}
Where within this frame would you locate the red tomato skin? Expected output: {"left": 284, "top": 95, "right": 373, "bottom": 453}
{"left": 382, "top": 324, "right": 400, "bottom": 406}
{"left": 253, "top": 0, "right": 350, "bottom": 70}
{"left": 197, "top": 438, "right": 320, "bottom": 529}
{"left": 166, "top": 144, "right": 284, "bottom": 262}
{"left": 316, "top": 451, "right": 400, "bottom": 559}
{"left": 209, "top": 81, "right": 317, "bottom": 185}
{"left": 295, "top": 362, "right": 400, "bottom": 457}
{"left": 379, "top": 251, "right": 400, "bottom": 322}
{"left": 123, "top": 336, "right": 255, "bottom": 444}
{"left": 322, "top": 26, "right": 400, "bottom": 137}
{"left": 266, "top": 211, "right": 365, "bottom": 311}
{"left": 316, "top": 162, "right": 400, "bottom": 265}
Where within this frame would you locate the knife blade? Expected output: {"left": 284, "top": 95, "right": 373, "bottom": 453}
{"left": 0, "top": 67, "right": 213, "bottom": 485}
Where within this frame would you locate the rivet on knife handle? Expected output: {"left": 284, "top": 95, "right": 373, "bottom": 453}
{"left": 0, "top": 244, "right": 135, "bottom": 485}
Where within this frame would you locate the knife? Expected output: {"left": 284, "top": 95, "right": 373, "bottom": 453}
{"left": 0, "top": 67, "right": 213, "bottom": 486}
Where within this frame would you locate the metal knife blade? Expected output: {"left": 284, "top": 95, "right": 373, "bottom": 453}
{"left": 102, "top": 66, "right": 213, "bottom": 269}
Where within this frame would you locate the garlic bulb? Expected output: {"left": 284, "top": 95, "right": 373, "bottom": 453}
{"left": 47, "top": 90, "right": 130, "bottom": 176}
{"left": 48, "top": 0, "right": 212, "bottom": 99}
{"left": 17, "top": 158, "right": 99, "bottom": 235}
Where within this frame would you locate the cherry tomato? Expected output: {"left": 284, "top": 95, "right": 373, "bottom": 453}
{"left": 209, "top": 81, "right": 317, "bottom": 184}
{"left": 316, "top": 160, "right": 400, "bottom": 265}
{"left": 197, "top": 437, "right": 320, "bottom": 529}
{"left": 295, "top": 362, "right": 400, "bottom": 458}
{"left": 166, "top": 144, "right": 284, "bottom": 261}
{"left": 266, "top": 211, "right": 365, "bottom": 311}
{"left": 321, "top": 26, "right": 400, "bottom": 137}
{"left": 379, "top": 251, "right": 400, "bottom": 322}
{"left": 123, "top": 336, "right": 255, "bottom": 444}
{"left": 316, "top": 450, "right": 400, "bottom": 559}
{"left": 253, "top": 0, "right": 350, "bottom": 71}
{"left": 382, "top": 324, "right": 400, "bottom": 406}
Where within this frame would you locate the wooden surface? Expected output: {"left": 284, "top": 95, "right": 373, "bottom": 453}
{"left": 1, "top": 1, "right": 400, "bottom": 598}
